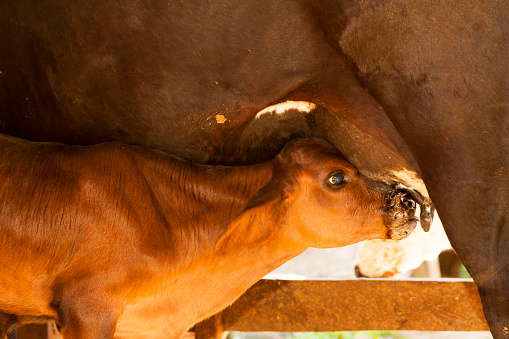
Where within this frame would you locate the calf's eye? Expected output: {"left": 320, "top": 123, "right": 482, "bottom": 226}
{"left": 327, "top": 170, "right": 347, "bottom": 188}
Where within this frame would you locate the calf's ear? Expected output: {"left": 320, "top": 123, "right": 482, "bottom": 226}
{"left": 242, "top": 178, "right": 293, "bottom": 213}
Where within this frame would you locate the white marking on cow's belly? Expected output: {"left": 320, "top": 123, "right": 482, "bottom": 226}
{"left": 255, "top": 101, "right": 316, "bottom": 119}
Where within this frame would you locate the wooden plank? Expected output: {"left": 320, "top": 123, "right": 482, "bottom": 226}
{"left": 17, "top": 321, "right": 61, "bottom": 339}
{"left": 17, "top": 324, "right": 47, "bottom": 339}
{"left": 16, "top": 279, "right": 490, "bottom": 338}
{"left": 197, "top": 279, "right": 489, "bottom": 335}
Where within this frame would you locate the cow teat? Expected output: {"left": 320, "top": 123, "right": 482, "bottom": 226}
{"left": 393, "top": 184, "right": 435, "bottom": 232}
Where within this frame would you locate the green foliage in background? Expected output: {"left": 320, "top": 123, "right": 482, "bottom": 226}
{"left": 459, "top": 265, "right": 472, "bottom": 278}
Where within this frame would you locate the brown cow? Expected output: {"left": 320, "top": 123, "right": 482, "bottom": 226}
{"left": 0, "top": 135, "right": 417, "bottom": 339}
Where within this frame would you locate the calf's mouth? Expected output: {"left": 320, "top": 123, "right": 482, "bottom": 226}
{"left": 386, "top": 218, "right": 419, "bottom": 240}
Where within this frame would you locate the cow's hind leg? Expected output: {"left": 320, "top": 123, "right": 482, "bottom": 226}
{"left": 433, "top": 186, "right": 509, "bottom": 339}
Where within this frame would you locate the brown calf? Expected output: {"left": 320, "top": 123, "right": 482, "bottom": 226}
{"left": 0, "top": 135, "right": 418, "bottom": 338}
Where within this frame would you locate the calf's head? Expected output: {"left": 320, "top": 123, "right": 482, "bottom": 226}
{"left": 244, "top": 138, "right": 420, "bottom": 249}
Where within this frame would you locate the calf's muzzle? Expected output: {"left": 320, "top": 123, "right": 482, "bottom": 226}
{"left": 383, "top": 188, "right": 419, "bottom": 240}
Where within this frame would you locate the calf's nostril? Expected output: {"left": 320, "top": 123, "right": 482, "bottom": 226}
{"left": 401, "top": 194, "right": 416, "bottom": 209}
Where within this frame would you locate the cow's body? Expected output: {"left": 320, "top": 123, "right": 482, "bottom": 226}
{"left": 0, "top": 135, "right": 418, "bottom": 338}
{"left": 0, "top": 0, "right": 507, "bottom": 337}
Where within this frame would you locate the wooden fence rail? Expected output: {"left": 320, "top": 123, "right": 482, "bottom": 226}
{"left": 16, "top": 279, "right": 489, "bottom": 339}
{"left": 193, "top": 279, "right": 489, "bottom": 339}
